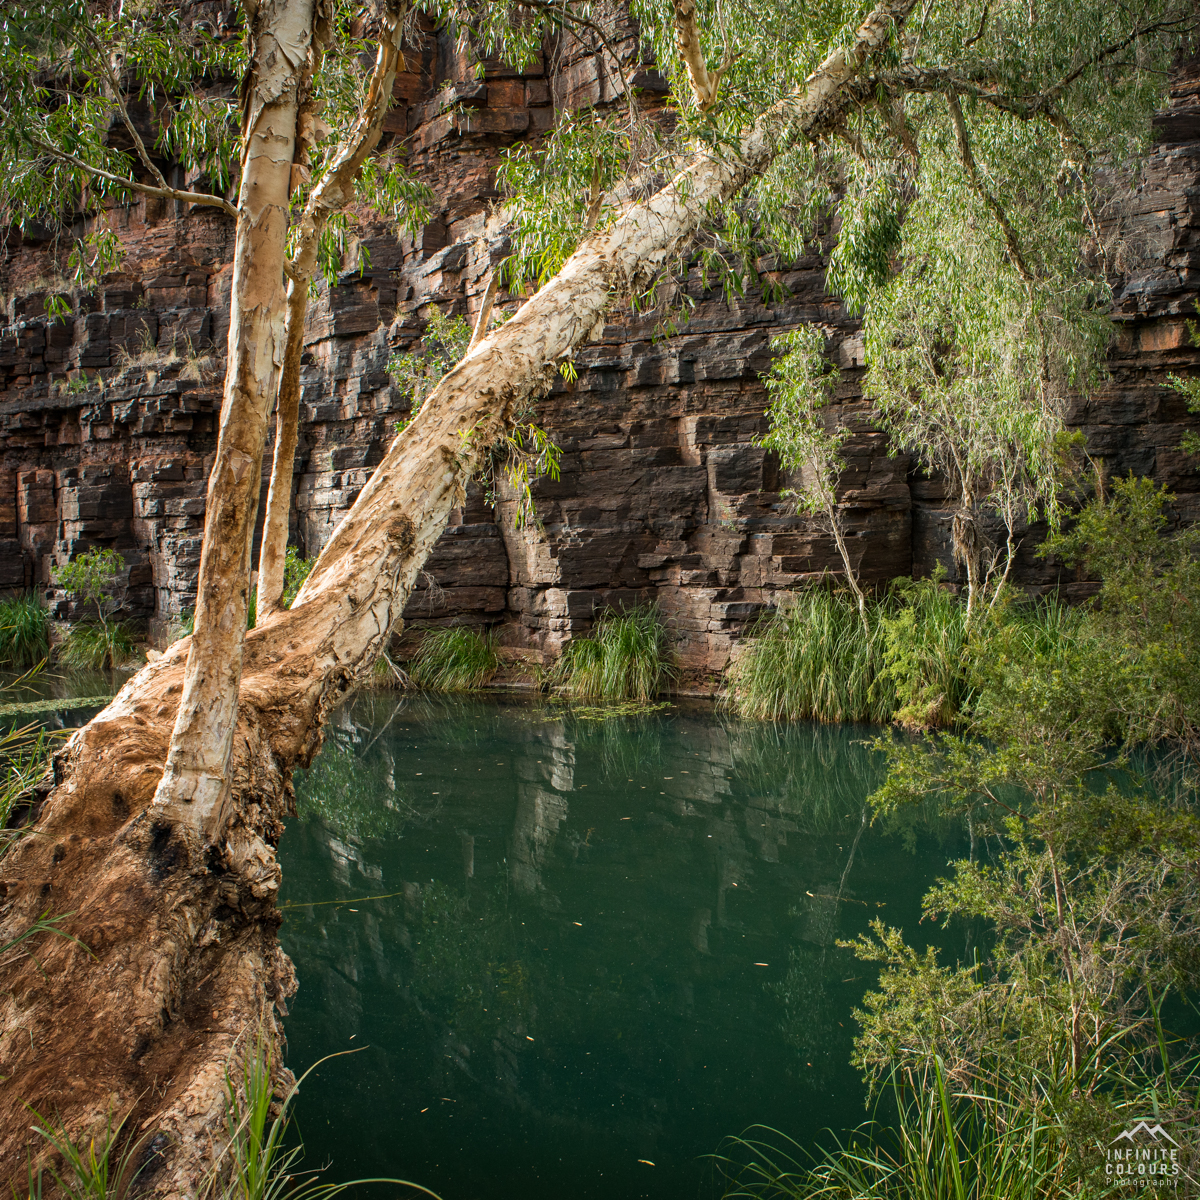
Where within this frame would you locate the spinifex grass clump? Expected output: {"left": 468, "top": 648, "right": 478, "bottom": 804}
{"left": 727, "top": 588, "right": 894, "bottom": 724}
{"left": 409, "top": 627, "right": 501, "bottom": 692}
{"left": 0, "top": 593, "right": 49, "bottom": 668}
{"left": 550, "top": 604, "right": 675, "bottom": 704}
{"left": 58, "top": 620, "right": 137, "bottom": 670}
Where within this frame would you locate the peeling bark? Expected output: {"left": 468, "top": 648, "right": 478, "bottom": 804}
{"left": 152, "top": 0, "right": 318, "bottom": 829}
{"left": 0, "top": 1, "right": 913, "bottom": 1187}
{"left": 258, "top": 1, "right": 408, "bottom": 621}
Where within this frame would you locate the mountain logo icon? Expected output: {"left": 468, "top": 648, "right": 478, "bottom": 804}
{"left": 1112, "top": 1122, "right": 1179, "bottom": 1146}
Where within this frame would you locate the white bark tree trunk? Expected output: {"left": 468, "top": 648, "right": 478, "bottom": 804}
{"left": 152, "top": 0, "right": 318, "bottom": 829}
{"left": 257, "top": 0, "right": 408, "bottom": 621}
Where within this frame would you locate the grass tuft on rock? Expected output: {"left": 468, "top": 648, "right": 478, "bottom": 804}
{"left": 58, "top": 620, "right": 137, "bottom": 670}
{"left": 551, "top": 604, "right": 675, "bottom": 704}
{"left": 0, "top": 593, "right": 50, "bottom": 669}
{"left": 408, "top": 627, "right": 501, "bottom": 692}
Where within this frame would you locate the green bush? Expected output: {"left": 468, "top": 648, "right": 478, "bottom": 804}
{"left": 408, "top": 627, "right": 501, "bottom": 691}
{"left": 54, "top": 547, "right": 131, "bottom": 669}
{"left": 281, "top": 546, "right": 314, "bottom": 607}
{"left": 0, "top": 593, "right": 50, "bottom": 668}
{"left": 550, "top": 604, "right": 674, "bottom": 703}
{"left": 58, "top": 620, "right": 137, "bottom": 670}
{"left": 727, "top": 588, "right": 893, "bottom": 724}
{"left": 878, "top": 573, "right": 971, "bottom": 729}
{"left": 727, "top": 580, "right": 1095, "bottom": 730}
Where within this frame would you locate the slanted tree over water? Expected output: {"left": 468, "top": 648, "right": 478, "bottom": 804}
{"left": 0, "top": 0, "right": 1194, "bottom": 1186}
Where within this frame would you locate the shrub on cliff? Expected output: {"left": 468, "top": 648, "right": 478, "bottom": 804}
{"left": 54, "top": 548, "right": 131, "bottom": 670}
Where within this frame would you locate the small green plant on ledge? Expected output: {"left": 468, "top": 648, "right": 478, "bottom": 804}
{"left": 408, "top": 627, "right": 501, "bottom": 692}
{"left": 54, "top": 547, "right": 133, "bottom": 669}
{"left": 550, "top": 604, "right": 675, "bottom": 705}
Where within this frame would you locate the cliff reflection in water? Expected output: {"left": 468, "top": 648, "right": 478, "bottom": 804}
{"left": 278, "top": 695, "right": 955, "bottom": 1200}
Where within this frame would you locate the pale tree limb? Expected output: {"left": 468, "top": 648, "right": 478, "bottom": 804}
{"left": 671, "top": 0, "right": 735, "bottom": 111}
{"left": 151, "top": 0, "right": 320, "bottom": 822}
{"left": 467, "top": 273, "right": 499, "bottom": 353}
{"left": 256, "top": 0, "right": 407, "bottom": 622}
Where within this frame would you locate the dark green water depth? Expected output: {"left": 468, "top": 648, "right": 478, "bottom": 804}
{"left": 278, "top": 694, "right": 959, "bottom": 1200}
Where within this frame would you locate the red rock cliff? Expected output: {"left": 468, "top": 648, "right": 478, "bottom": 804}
{"left": 1, "top": 20, "right": 1198, "bottom": 678}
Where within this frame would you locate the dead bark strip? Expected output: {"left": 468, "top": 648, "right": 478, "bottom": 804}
{"left": 152, "top": 0, "right": 317, "bottom": 828}
{"left": 0, "top": 1, "right": 912, "bottom": 1188}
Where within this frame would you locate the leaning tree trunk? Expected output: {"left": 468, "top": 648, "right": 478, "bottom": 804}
{"left": 0, "top": 1, "right": 913, "bottom": 1188}
{"left": 151, "top": 0, "right": 319, "bottom": 829}
{"left": 257, "top": 0, "right": 408, "bottom": 621}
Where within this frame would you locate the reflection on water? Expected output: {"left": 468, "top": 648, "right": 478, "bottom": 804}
{"left": 279, "top": 695, "right": 958, "bottom": 1200}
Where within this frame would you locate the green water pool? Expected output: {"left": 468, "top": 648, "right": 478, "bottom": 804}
{"left": 278, "top": 694, "right": 961, "bottom": 1199}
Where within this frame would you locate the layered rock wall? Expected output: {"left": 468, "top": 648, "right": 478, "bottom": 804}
{"left": 2, "top": 25, "right": 1198, "bottom": 677}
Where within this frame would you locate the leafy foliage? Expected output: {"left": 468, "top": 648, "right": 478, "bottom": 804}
{"left": 388, "top": 308, "right": 475, "bottom": 420}
{"left": 0, "top": 0, "right": 430, "bottom": 300}
{"left": 877, "top": 572, "right": 972, "bottom": 730}
{"left": 837, "top": 483, "right": 1200, "bottom": 1161}
{"left": 759, "top": 328, "right": 871, "bottom": 629}
{"left": 1168, "top": 321, "right": 1200, "bottom": 461}
{"left": 1041, "top": 474, "right": 1200, "bottom": 767}
{"left": 281, "top": 548, "right": 314, "bottom": 610}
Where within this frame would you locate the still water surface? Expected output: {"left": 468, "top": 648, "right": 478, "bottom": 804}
{"left": 279, "top": 694, "right": 960, "bottom": 1200}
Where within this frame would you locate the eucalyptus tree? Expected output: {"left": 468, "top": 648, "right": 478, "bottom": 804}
{"left": 0, "top": 0, "right": 1193, "bottom": 1184}
{"left": 759, "top": 324, "right": 872, "bottom": 636}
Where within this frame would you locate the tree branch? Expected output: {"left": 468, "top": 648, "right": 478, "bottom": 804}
{"left": 82, "top": 22, "right": 173, "bottom": 194}
{"left": 259, "top": 0, "right": 404, "bottom": 620}
{"left": 30, "top": 137, "right": 238, "bottom": 218}
{"left": 946, "top": 90, "right": 1033, "bottom": 283}
{"left": 468, "top": 274, "right": 499, "bottom": 353}
{"left": 673, "top": 0, "right": 722, "bottom": 111}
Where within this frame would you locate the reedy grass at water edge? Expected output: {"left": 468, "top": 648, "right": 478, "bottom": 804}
{"left": 720, "top": 1040, "right": 1200, "bottom": 1200}
{"left": 57, "top": 620, "right": 138, "bottom": 670}
{"left": 0, "top": 593, "right": 50, "bottom": 669}
{"left": 408, "top": 627, "right": 501, "bottom": 692}
{"left": 726, "top": 588, "right": 894, "bottom": 725}
{"left": 549, "top": 604, "right": 675, "bottom": 704}
{"left": 726, "top": 581, "right": 1093, "bottom": 730}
